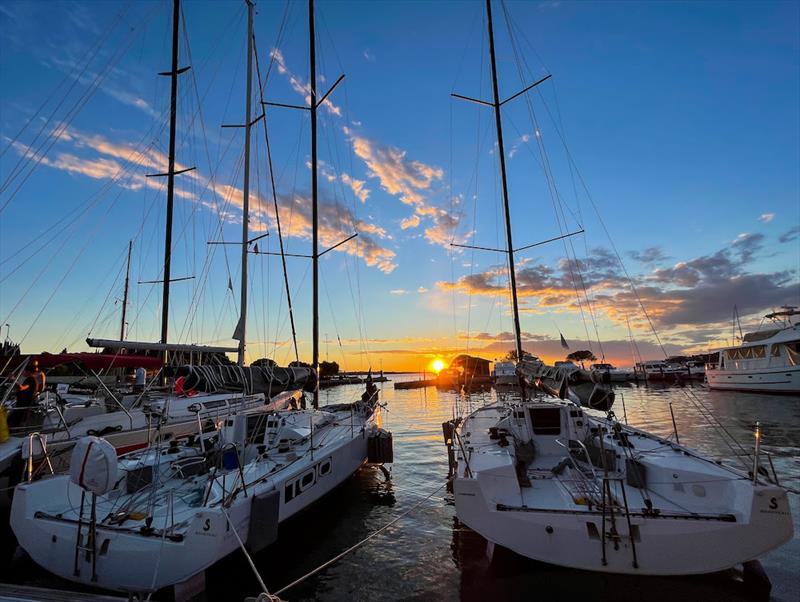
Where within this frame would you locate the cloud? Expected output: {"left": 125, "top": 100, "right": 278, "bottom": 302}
{"left": 11, "top": 126, "right": 396, "bottom": 273}
{"left": 363, "top": 49, "right": 375, "bottom": 62}
{"left": 390, "top": 289, "right": 408, "bottom": 295}
{"left": 508, "top": 133, "right": 531, "bottom": 159}
{"left": 400, "top": 215, "right": 420, "bottom": 230}
{"left": 269, "top": 48, "right": 341, "bottom": 116}
{"left": 628, "top": 246, "right": 669, "bottom": 264}
{"left": 758, "top": 213, "right": 775, "bottom": 223}
{"left": 424, "top": 206, "right": 469, "bottom": 247}
{"left": 437, "top": 235, "right": 799, "bottom": 345}
{"left": 340, "top": 173, "right": 370, "bottom": 203}
{"left": 417, "top": 286, "right": 429, "bottom": 293}
{"left": 779, "top": 225, "right": 800, "bottom": 244}
{"left": 344, "top": 126, "right": 442, "bottom": 209}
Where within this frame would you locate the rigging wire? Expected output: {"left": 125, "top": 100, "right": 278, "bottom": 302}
{"left": 253, "top": 34, "right": 300, "bottom": 363}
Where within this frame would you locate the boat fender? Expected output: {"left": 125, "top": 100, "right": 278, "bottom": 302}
{"left": 69, "top": 436, "right": 118, "bottom": 495}
{"left": 246, "top": 489, "right": 280, "bottom": 553}
{"left": 0, "top": 407, "right": 8, "bottom": 443}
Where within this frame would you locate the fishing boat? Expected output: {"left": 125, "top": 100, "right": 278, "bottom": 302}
{"left": 706, "top": 307, "right": 800, "bottom": 393}
{"left": 445, "top": 0, "right": 793, "bottom": 578}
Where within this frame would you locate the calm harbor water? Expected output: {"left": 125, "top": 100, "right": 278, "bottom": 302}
{"left": 5, "top": 376, "right": 799, "bottom": 601}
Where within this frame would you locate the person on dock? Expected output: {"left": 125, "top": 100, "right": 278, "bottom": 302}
{"left": 8, "top": 362, "right": 41, "bottom": 429}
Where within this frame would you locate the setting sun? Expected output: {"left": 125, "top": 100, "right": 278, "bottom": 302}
{"left": 432, "top": 359, "right": 445, "bottom": 373}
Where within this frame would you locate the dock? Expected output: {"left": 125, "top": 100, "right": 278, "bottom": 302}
{"left": 0, "top": 584, "right": 125, "bottom": 602}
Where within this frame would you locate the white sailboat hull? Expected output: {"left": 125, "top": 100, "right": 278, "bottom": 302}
{"left": 11, "top": 417, "right": 372, "bottom": 593}
{"left": 454, "top": 476, "right": 792, "bottom": 575}
{"left": 706, "top": 364, "right": 800, "bottom": 393}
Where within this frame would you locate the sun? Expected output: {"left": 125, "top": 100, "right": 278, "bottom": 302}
{"left": 432, "top": 359, "right": 445, "bottom": 373}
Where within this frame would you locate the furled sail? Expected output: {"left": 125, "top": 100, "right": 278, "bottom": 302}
{"left": 167, "top": 364, "right": 316, "bottom": 396}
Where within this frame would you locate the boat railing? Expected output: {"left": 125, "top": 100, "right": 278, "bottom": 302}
{"left": 555, "top": 438, "right": 597, "bottom": 480}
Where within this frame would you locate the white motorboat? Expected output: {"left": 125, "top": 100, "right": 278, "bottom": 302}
{"left": 634, "top": 360, "right": 685, "bottom": 381}
{"left": 590, "top": 363, "right": 635, "bottom": 383}
{"left": 450, "top": 397, "right": 793, "bottom": 575}
{"left": 706, "top": 307, "right": 800, "bottom": 393}
{"left": 10, "top": 383, "right": 388, "bottom": 594}
{"left": 492, "top": 361, "right": 518, "bottom": 386}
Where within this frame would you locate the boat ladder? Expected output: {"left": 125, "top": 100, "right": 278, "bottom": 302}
{"left": 72, "top": 491, "right": 99, "bottom": 582}
{"left": 600, "top": 475, "right": 638, "bottom": 569}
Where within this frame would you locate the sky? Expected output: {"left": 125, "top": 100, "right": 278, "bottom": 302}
{"left": 1, "top": 0, "right": 798, "bottom": 372}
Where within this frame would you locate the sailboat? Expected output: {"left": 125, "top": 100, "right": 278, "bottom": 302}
{"left": 10, "top": 1, "right": 390, "bottom": 594}
{"left": 0, "top": 0, "right": 314, "bottom": 489}
{"left": 447, "top": 0, "right": 793, "bottom": 576}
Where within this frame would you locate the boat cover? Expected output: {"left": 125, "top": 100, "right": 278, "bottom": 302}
{"left": 517, "top": 359, "right": 616, "bottom": 411}
{"left": 69, "top": 436, "right": 118, "bottom": 495}
{"left": 168, "top": 364, "right": 316, "bottom": 396}
{"left": 742, "top": 329, "right": 781, "bottom": 343}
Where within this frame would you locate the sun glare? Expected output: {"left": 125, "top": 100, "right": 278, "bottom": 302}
{"left": 432, "top": 359, "right": 445, "bottom": 373}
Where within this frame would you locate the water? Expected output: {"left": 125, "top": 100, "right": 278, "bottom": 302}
{"left": 6, "top": 378, "right": 799, "bottom": 600}
{"left": 209, "top": 377, "right": 799, "bottom": 602}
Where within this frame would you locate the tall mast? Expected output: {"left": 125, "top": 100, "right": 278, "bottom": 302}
{"left": 237, "top": 0, "right": 255, "bottom": 366}
{"left": 160, "top": 0, "right": 182, "bottom": 357}
{"left": 309, "top": 0, "right": 320, "bottom": 408}
{"left": 486, "top": 0, "right": 523, "bottom": 362}
{"left": 120, "top": 240, "right": 133, "bottom": 340}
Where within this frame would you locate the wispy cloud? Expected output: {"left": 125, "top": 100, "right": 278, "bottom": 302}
{"left": 340, "top": 173, "right": 370, "bottom": 203}
{"left": 10, "top": 126, "right": 396, "bottom": 273}
{"left": 758, "top": 212, "right": 775, "bottom": 223}
{"left": 344, "top": 126, "right": 442, "bottom": 209}
{"left": 400, "top": 214, "right": 420, "bottom": 230}
{"left": 270, "top": 48, "right": 341, "bottom": 117}
{"left": 778, "top": 225, "right": 799, "bottom": 243}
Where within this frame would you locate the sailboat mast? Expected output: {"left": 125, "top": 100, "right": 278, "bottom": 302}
{"left": 486, "top": 0, "right": 523, "bottom": 362}
{"left": 120, "top": 240, "right": 133, "bottom": 341}
{"left": 309, "top": 0, "right": 320, "bottom": 408}
{"left": 160, "top": 0, "right": 181, "bottom": 357}
{"left": 238, "top": 0, "right": 255, "bottom": 366}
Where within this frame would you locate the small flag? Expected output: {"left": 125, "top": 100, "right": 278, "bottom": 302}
{"left": 560, "top": 333, "right": 569, "bottom": 350}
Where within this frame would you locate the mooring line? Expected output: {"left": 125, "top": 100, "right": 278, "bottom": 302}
{"left": 274, "top": 479, "right": 450, "bottom": 597}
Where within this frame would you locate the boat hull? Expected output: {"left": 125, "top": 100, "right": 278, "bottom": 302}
{"left": 11, "top": 424, "right": 371, "bottom": 593}
{"left": 453, "top": 477, "right": 793, "bottom": 576}
{"left": 706, "top": 365, "right": 800, "bottom": 394}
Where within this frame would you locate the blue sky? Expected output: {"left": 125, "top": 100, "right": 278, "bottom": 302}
{"left": 1, "top": 0, "right": 798, "bottom": 370}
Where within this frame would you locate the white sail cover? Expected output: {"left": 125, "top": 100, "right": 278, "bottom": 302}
{"left": 69, "top": 436, "right": 118, "bottom": 495}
